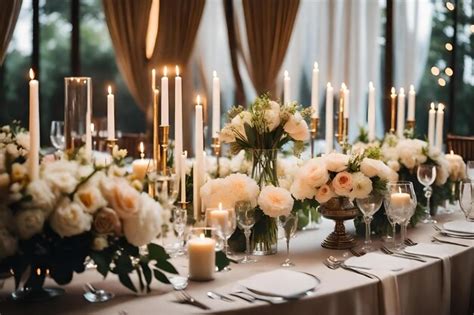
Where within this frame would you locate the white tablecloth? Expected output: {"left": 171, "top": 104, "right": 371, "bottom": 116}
{"left": 1, "top": 212, "right": 473, "bottom": 315}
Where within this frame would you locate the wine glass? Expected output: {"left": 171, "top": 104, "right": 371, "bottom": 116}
{"left": 278, "top": 213, "right": 298, "bottom": 267}
{"left": 384, "top": 182, "right": 417, "bottom": 250}
{"left": 417, "top": 164, "right": 437, "bottom": 224}
{"left": 235, "top": 200, "right": 257, "bottom": 264}
{"left": 207, "top": 206, "right": 236, "bottom": 272}
{"left": 50, "top": 121, "right": 65, "bottom": 151}
{"left": 467, "top": 161, "right": 474, "bottom": 180}
{"left": 459, "top": 179, "right": 474, "bottom": 221}
{"left": 173, "top": 208, "right": 187, "bottom": 256}
{"left": 356, "top": 192, "right": 384, "bottom": 252}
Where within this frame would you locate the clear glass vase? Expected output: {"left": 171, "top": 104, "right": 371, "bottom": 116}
{"left": 250, "top": 149, "right": 279, "bottom": 255}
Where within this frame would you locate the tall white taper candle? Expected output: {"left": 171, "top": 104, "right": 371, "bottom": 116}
{"left": 28, "top": 69, "right": 40, "bottom": 181}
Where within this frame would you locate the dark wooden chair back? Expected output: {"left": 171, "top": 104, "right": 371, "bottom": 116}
{"left": 446, "top": 134, "right": 474, "bottom": 161}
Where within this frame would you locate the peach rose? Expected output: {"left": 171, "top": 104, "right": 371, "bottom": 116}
{"left": 101, "top": 178, "right": 140, "bottom": 219}
{"left": 93, "top": 207, "right": 122, "bottom": 235}
{"left": 332, "top": 171, "right": 353, "bottom": 197}
{"left": 315, "top": 184, "right": 336, "bottom": 204}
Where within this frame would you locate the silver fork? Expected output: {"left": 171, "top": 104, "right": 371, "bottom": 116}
{"left": 323, "top": 258, "right": 377, "bottom": 279}
{"left": 404, "top": 238, "right": 418, "bottom": 246}
{"left": 432, "top": 236, "right": 469, "bottom": 247}
{"left": 175, "top": 291, "right": 211, "bottom": 310}
{"left": 380, "top": 246, "right": 427, "bottom": 262}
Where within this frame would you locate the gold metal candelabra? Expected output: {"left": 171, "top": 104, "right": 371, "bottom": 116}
{"left": 159, "top": 125, "right": 170, "bottom": 174}
{"left": 390, "top": 89, "right": 397, "bottom": 134}
{"left": 310, "top": 117, "right": 319, "bottom": 158}
{"left": 211, "top": 137, "right": 221, "bottom": 177}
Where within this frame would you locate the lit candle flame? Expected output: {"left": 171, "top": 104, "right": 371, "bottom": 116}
{"left": 341, "top": 82, "right": 346, "bottom": 90}
{"left": 163, "top": 66, "right": 168, "bottom": 76}
{"left": 139, "top": 141, "right": 144, "bottom": 154}
{"left": 314, "top": 62, "right": 318, "bottom": 70}
{"left": 438, "top": 103, "right": 445, "bottom": 111}
{"left": 218, "top": 202, "right": 222, "bottom": 210}
{"left": 199, "top": 233, "right": 205, "bottom": 239}
{"left": 391, "top": 87, "right": 396, "bottom": 95}
{"left": 176, "top": 65, "right": 180, "bottom": 76}
{"left": 399, "top": 87, "right": 405, "bottom": 94}
{"left": 213, "top": 70, "right": 217, "bottom": 78}
{"left": 36, "top": 268, "right": 41, "bottom": 276}
{"left": 183, "top": 150, "right": 187, "bottom": 158}
{"left": 327, "top": 82, "right": 332, "bottom": 88}
{"left": 409, "top": 84, "right": 415, "bottom": 92}
{"left": 196, "top": 95, "right": 201, "bottom": 105}
{"left": 29, "top": 68, "right": 35, "bottom": 80}
{"left": 284, "top": 70, "right": 289, "bottom": 78}
{"left": 369, "top": 81, "right": 374, "bottom": 89}
{"left": 91, "top": 123, "right": 95, "bottom": 133}
{"left": 154, "top": 88, "right": 159, "bottom": 96}
{"left": 430, "top": 102, "right": 435, "bottom": 110}
{"left": 398, "top": 187, "right": 402, "bottom": 194}
{"left": 450, "top": 150, "right": 454, "bottom": 155}
{"left": 108, "top": 85, "right": 112, "bottom": 95}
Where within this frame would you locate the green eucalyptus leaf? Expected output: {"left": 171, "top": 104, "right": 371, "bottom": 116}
{"left": 154, "top": 259, "right": 179, "bottom": 274}
{"left": 141, "top": 262, "right": 152, "bottom": 290}
{"left": 116, "top": 253, "right": 134, "bottom": 273}
{"left": 215, "top": 251, "right": 230, "bottom": 271}
{"left": 90, "top": 251, "right": 111, "bottom": 278}
{"left": 153, "top": 268, "right": 171, "bottom": 284}
{"left": 136, "top": 267, "right": 145, "bottom": 293}
{"left": 147, "top": 243, "right": 170, "bottom": 261}
{"left": 119, "top": 272, "right": 137, "bottom": 292}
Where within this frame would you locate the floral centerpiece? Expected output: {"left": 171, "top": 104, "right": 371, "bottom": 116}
{"left": 0, "top": 123, "right": 178, "bottom": 298}
{"left": 218, "top": 94, "right": 309, "bottom": 254}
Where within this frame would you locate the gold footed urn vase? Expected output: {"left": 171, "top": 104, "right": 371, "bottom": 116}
{"left": 319, "top": 197, "right": 358, "bottom": 249}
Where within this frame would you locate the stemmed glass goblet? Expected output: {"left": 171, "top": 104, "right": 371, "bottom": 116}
{"left": 384, "top": 182, "right": 417, "bottom": 250}
{"left": 278, "top": 213, "right": 298, "bottom": 267}
{"left": 417, "top": 164, "right": 437, "bottom": 224}
{"left": 459, "top": 179, "right": 474, "bottom": 221}
{"left": 207, "top": 205, "right": 236, "bottom": 272}
{"left": 173, "top": 208, "right": 187, "bottom": 256}
{"left": 50, "top": 121, "right": 65, "bottom": 151}
{"left": 235, "top": 200, "right": 257, "bottom": 264}
{"left": 356, "top": 192, "right": 384, "bottom": 252}
{"left": 466, "top": 161, "right": 474, "bottom": 180}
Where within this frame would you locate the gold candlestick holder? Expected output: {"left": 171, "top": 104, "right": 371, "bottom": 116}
{"left": 178, "top": 201, "right": 189, "bottom": 210}
{"left": 159, "top": 125, "right": 170, "bottom": 174}
{"left": 406, "top": 120, "right": 415, "bottom": 130}
{"left": 106, "top": 138, "right": 117, "bottom": 155}
{"left": 310, "top": 117, "right": 319, "bottom": 158}
{"left": 211, "top": 137, "right": 221, "bottom": 177}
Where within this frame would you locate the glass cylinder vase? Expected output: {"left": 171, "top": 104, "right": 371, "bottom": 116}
{"left": 64, "top": 77, "right": 92, "bottom": 152}
{"left": 250, "top": 148, "right": 279, "bottom": 255}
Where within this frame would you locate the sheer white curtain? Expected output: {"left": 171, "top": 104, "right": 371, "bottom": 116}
{"left": 283, "top": 0, "right": 384, "bottom": 141}
{"left": 394, "top": 0, "right": 433, "bottom": 89}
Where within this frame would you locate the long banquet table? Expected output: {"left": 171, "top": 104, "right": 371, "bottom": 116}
{"left": 1, "top": 212, "right": 473, "bottom": 315}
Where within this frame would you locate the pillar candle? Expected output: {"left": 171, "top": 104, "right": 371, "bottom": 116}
{"left": 28, "top": 69, "right": 40, "bottom": 181}
{"left": 207, "top": 206, "right": 229, "bottom": 233}
{"left": 107, "top": 86, "right": 115, "bottom": 140}
{"left": 368, "top": 82, "right": 376, "bottom": 142}
{"left": 325, "top": 83, "right": 334, "bottom": 153}
{"left": 284, "top": 70, "right": 290, "bottom": 104}
{"left": 311, "top": 62, "right": 319, "bottom": 118}
{"left": 174, "top": 66, "right": 183, "bottom": 181}
{"left": 428, "top": 103, "right": 436, "bottom": 146}
{"left": 161, "top": 66, "right": 169, "bottom": 125}
{"left": 193, "top": 96, "right": 204, "bottom": 220}
{"left": 132, "top": 142, "right": 149, "bottom": 180}
{"left": 181, "top": 151, "right": 187, "bottom": 203}
{"left": 188, "top": 234, "right": 216, "bottom": 281}
{"left": 407, "top": 84, "right": 416, "bottom": 121}
{"left": 212, "top": 71, "right": 220, "bottom": 138}
{"left": 435, "top": 103, "right": 445, "bottom": 151}
{"left": 390, "top": 192, "right": 411, "bottom": 209}
{"left": 396, "top": 87, "right": 406, "bottom": 137}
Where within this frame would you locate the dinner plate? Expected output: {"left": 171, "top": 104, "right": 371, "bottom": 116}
{"left": 238, "top": 269, "right": 320, "bottom": 298}
{"left": 443, "top": 220, "right": 474, "bottom": 235}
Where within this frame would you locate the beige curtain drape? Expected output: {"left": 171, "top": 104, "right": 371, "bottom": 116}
{"left": 242, "top": 0, "right": 300, "bottom": 97}
{"left": 0, "top": 0, "right": 22, "bottom": 65}
{"left": 103, "top": 0, "right": 153, "bottom": 114}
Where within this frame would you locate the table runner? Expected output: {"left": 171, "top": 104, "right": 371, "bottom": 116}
{"left": 1, "top": 212, "right": 473, "bottom": 315}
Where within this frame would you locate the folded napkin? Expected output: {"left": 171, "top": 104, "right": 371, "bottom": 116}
{"left": 345, "top": 253, "right": 411, "bottom": 315}
{"left": 237, "top": 269, "right": 320, "bottom": 298}
{"left": 405, "top": 244, "right": 455, "bottom": 315}
{"left": 443, "top": 220, "right": 474, "bottom": 235}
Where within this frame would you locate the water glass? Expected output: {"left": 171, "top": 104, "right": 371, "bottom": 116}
{"left": 467, "top": 161, "right": 474, "bottom": 180}
{"left": 173, "top": 208, "right": 187, "bottom": 256}
{"left": 278, "top": 213, "right": 298, "bottom": 267}
{"left": 459, "top": 179, "right": 474, "bottom": 221}
{"left": 235, "top": 200, "right": 257, "bottom": 264}
{"left": 384, "top": 182, "right": 417, "bottom": 249}
{"left": 417, "top": 164, "right": 437, "bottom": 224}
{"left": 356, "top": 192, "right": 384, "bottom": 252}
{"left": 207, "top": 206, "right": 236, "bottom": 272}
{"left": 50, "top": 120, "right": 65, "bottom": 151}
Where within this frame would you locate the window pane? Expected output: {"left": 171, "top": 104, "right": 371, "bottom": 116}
{"left": 80, "top": 0, "right": 145, "bottom": 135}
{"left": 0, "top": 1, "right": 33, "bottom": 127}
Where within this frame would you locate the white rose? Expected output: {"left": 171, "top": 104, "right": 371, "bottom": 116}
{"left": 0, "top": 228, "right": 17, "bottom": 259}
{"left": 123, "top": 193, "right": 162, "bottom": 247}
{"left": 349, "top": 172, "right": 373, "bottom": 199}
{"left": 381, "top": 144, "right": 399, "bottom": 162}
{"left": 92, "top": 235, "right": 109, "bottom": 251}
{"left": 226, "top": 173, "right": 260, "bottom": 207}
{"left": 264, "top": 101, "right": 281, "bottom": 132}
{"left": 290, "top": 178, "right": 316, "bottom": 200}
{"left": 258, "top": 186, "right": 294, "bottom": 218}
{"left": 387, "top": 160, "right": 400, "bottom": 172}
{"left": 200, "top": 177, "right": 234, "bottom": 209}
{"left": 26, "top": 179, "right": 57, "bottom": 213}
{"left": 360, "top": 158, "right": 392, "bottom": 180}
{"left": 435, "top": 158, "right": 449, "bottom": 186}
{"left": 15, "top": 209, "right": 45, "bottom": 239}
{"left": 6, "top": 143, "right": 19, "bottom": 158}
{"left": 100, "top": 178, "right": 140, "bottom": 219}
{"left": 323, "top": 153, "right": 349, "bottom": 172}
{"left": 50, "top": 198, "right": 93, "bottom": 237}
{"left": 315, "top": 184, "right": 336, "bottom": 204}
{"left": 300, "top": 158, "right": 329, "bottom": 188}
{"left": 230, "top": 111, "right": 252, "bottom": 141}
{"left": 332, "top": 171, "right": 353, "bottom": 197}
{"left": 43, "top": 160, "right": 79, "bottom": 194}
{"left": 283, "top": 112, "right": 309, "bottom": 141}
{"left": 230, "top": 150, "right": 251, "bottom": 174}
{"left": 74, "top": 185, "right": 107, "bottom": 214}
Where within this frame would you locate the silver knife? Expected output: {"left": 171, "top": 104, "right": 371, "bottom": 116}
{"left": 207, "top": 291, "right": 234, "bottom": 302}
